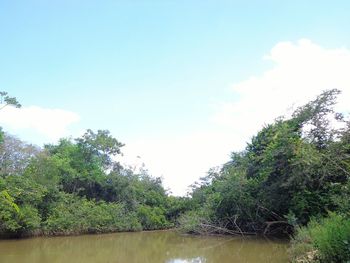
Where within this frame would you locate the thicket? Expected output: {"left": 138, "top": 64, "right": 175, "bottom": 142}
{"left": 0, "top": 129, "right": 187, "bottom": 237}
{"left": 1, "top": 90, "right": 350, "bottom": 262}
{"left": 178, "top": 90, "right": 350, "bottom": 261}
{"left": 290, "top": 213, "right": 350, "bottom": 263}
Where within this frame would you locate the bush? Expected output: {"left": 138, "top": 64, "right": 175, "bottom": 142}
{"left": 137, "top": 205, "right": 171, "bottom": 230}
{"left": 310, "top": 213, "right": 350, "bottom": 262}
{"left": 290, "top": 213, "right": 350, "bottom": 263}
{"left": 44, "top": 193, "right": 142, "bottom": 235}
{"left": 0, "top": 201, "right": 41, "bottom": 236}
{"left": 0, "top": 198, "right": 21, "bottom": 233}
{"left": 177, "top": 209, "right": 211, "bottom": 234}
{"left": 289, "top": 226, "right": 316, "bottom": 263}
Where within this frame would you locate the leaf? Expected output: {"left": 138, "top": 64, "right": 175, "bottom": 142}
{"left": 1, "top": 190, "right": 20, "bottom": 213}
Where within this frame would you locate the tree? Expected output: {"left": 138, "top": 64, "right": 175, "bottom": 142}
{"left": 0, "top": 91, "right": 21, "bottom": 211}
{"left": 180, "top": 89, "right": 350, "bottom": 235}
{"left": 292, "top": 89, "right": 342, "bottom": 149}
{"left": 0, "top": 91, "right": 21, "bottom": 143}
{"left": 0, "top": 91, "right": 21, "bottom": 110}
{"left": 75, "top": 129, "right": 124, "bottom": 169}
{"left": 0, "top": 133, "right": 40, "bottom": 177}
{"left": 43, "top": 130, "right": 124, "bottom": 200}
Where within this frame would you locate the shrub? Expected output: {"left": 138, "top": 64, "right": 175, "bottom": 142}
{"left": 289, "top": 226, "right": 316, "bottom": 262}
{"left": 44, "top": 193, "right": 142, "bottom": 235}
{"left": 177, "top": 209, "right": 211, "bottom": 234}
{"left": 0, "top": 201, "right": 41, "bottom": 236}
{"left": 137, "top": 205, "right": 171, "bottom": 230}
{"left": 310, "top": 213, "right": 350, "bottom": 262}
{"left": 290, "top": 213, "right": 350, "bottom": 263}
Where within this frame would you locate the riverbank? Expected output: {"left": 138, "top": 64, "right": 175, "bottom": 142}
{"left": 289, "top": 213, "right": 350, "bottom": 263}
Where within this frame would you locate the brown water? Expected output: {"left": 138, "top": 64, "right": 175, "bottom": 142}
{"left": 0, "top": 231, "right": 289, "bottom": 263}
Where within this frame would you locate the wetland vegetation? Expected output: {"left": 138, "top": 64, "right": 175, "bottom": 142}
{"left": 0, "top": 90, "right": 349, "bottom": 262}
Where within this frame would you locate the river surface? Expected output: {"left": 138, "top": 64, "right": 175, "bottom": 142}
{"left": 0, "top": 231, "right": 289, "bottom": 263}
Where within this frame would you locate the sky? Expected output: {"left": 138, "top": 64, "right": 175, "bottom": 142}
{"left": 1, "top": 1, "right": 350, "bottom": 195}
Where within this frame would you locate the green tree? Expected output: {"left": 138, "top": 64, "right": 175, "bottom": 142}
{"left": 0, "top": 91, "right": 21, "bottom": 110}
{"left": 0, "top": 133, "right": 40, "bottom": 177}
{"left": 75, "top": 129, "right": 124, "bottom": 169}
{"left": 0, "top": 91, "right": 21, "bottom": 211}
{"left": 180, "top": 89, "right": 350, "bottom": 236}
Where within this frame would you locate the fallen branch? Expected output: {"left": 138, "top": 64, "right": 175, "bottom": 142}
{"left": 263, "top": 220, "right": 292, "bottom": 235}
{"left": 199, "top": 223, "right": 256, "bottom": 236}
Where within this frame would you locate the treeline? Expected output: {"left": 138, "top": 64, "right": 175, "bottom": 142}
{"left": 178, "top": 89, "right": 350, "bottom": 262}
{"left": 1, "top": 90, "right": 349, "bottom": 261}
{"left": 0, "top": 129, "right": 188, "bottom": 237}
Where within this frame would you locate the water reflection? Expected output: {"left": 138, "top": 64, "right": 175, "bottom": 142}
{"left": 0, "top": 231, "right": 288, "bottom": 263}
{"left": 168, "top": 257, "right": 206, "bottom": 263}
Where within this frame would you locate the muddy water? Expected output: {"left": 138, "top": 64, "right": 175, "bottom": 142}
{"left": 0, "top": 231, "right": 289, "bottom": 263}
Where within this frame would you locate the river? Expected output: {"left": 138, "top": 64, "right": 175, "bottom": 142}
{"left": 0, "top": 231, "right": 289, "bottom": 263}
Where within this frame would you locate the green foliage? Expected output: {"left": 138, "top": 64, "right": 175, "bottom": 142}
{"left": 0, "top": 133, "right": 40, "bottom": 177}
{"left": 0, "top": 91, "right": 22, "bottom": 213}
{"left": 182, "top": 89, "right": 350, "bottom": 237}
{"left": 0, "top": 203, "right": 22, "bottom": 233}
{"left": 0, "top": 198, "right": 40, "bottom": 235}
{"left": 0, "top": 128, "right": 3, "bottom": 145}
{"left": 291, "top": 213, "right": 350, "bottom": 263}
{"left": 309, "top": 213, "right": 350, "bottom": 262}
{"left": 75, "top": 129, "right": 124, "bottom": 169}
{"left": 3, "top": 175, "right": 47, "bottom": 206}
{"left": 177, "top": 209, "right": 212, "bottom": 234}
{"left": 44, "top": 193, "right": 142, "bottom": 235}
{"left": 137, "top": 205, "right": 170, "bottom": 230}
{"left": 292, "top": 89, "right": 341, "bottom": 149}
{"left": 289, "top": 225, "right": 315, "bottom": 263}
{"left": 44, "top": 138, "right": 106, "bottom": 199}
{"left": 0, "top": 128, "right": 182, "bottom": 238}
{"left": 1, "top": 87, "right": 349, "bottom": 252}
{"left": 165, "top": 196, "right": 191, "bottom": 223}
{"left": 0, "top": 190, "right": 19, "bottom": 213}
{"left": 332, "top": 180, "right": 350, "bottom": 214}
{"left": 0, "top": 92, "right": 179, "bottom": 237}
{"left": 0, "top": 175, "right": 45, "bottom": 235}
{"left": 0, "top": 91, "right": 21, "bottom": 109}
{"left": 17, "top": 205, "right": 41, "bottom": 234}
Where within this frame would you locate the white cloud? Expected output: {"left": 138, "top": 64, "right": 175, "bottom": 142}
{"left": 0, "top": 105, "right": 80, "bottom": 142}
{"left": 212, "top": 39, "right": 350, "bottom": 136}
{"left": 121, "top": 39, "right": 350, "bottom": 196}
{"left": 118, "top": 131, "right": 240, "bottom": 196}
{"left": 4, "top": 40, "right": 347, "bottom": 196}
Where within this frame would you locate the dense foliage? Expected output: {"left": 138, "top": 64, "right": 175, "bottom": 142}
{"left": 179, "top": 90, "right": 350, "bottom": 241}
{"left": 1, "top": 90, "right": 350, "bottom": 262}
{"left": 290, "top": 213, "right": 350, "bottom": 263}
{"left": 0, "top": 129, "right": 186, "bottom": 237}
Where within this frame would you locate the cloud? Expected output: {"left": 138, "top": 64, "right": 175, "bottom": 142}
{"left": 212, "top": 39, "right": 350, "bottom": 137}
{"left": 0, "top": 105, "right": 80, "bottom": 142}
{"left": 121, "top": 39, "right": 350, "bottom": 196}
{"left": 118, "top": 131, "right": 240, "bottom": 196}
{"left": 4, "top": 40, "right": 347, "bottom": 196}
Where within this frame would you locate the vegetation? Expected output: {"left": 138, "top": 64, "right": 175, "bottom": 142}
{"left": 176, "top": 89, "right": 350, "bottom": 261}
{"left": 0, "top": 91, "right": 21, "bottom": 110}
{"left": 290, "top": 213, "right": 350, "bottom": 263}
{"left": 0, "top": 128, "right": 186, "bottom": 237}
{"left": 1, "top": 89, "right": 349, "bottom": 261}
{"left": 0, "top": 91, "right": 190, "bottom": 237}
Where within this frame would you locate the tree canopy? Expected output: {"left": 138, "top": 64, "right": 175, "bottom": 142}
{"left": 179, "top": 89, "right": 350, "bottom": 237}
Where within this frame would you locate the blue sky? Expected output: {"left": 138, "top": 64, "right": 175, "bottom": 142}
{"left": 1, "top": 1, "right": 350, "bottom": 195}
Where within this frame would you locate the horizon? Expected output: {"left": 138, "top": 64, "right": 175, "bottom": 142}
{"left": 1, "top": 1, "right": 350, "bottom": 195}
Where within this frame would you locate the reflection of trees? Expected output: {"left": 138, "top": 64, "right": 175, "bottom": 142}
{"left": 0, "top": 231, "right": 288, "bottom": 263}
